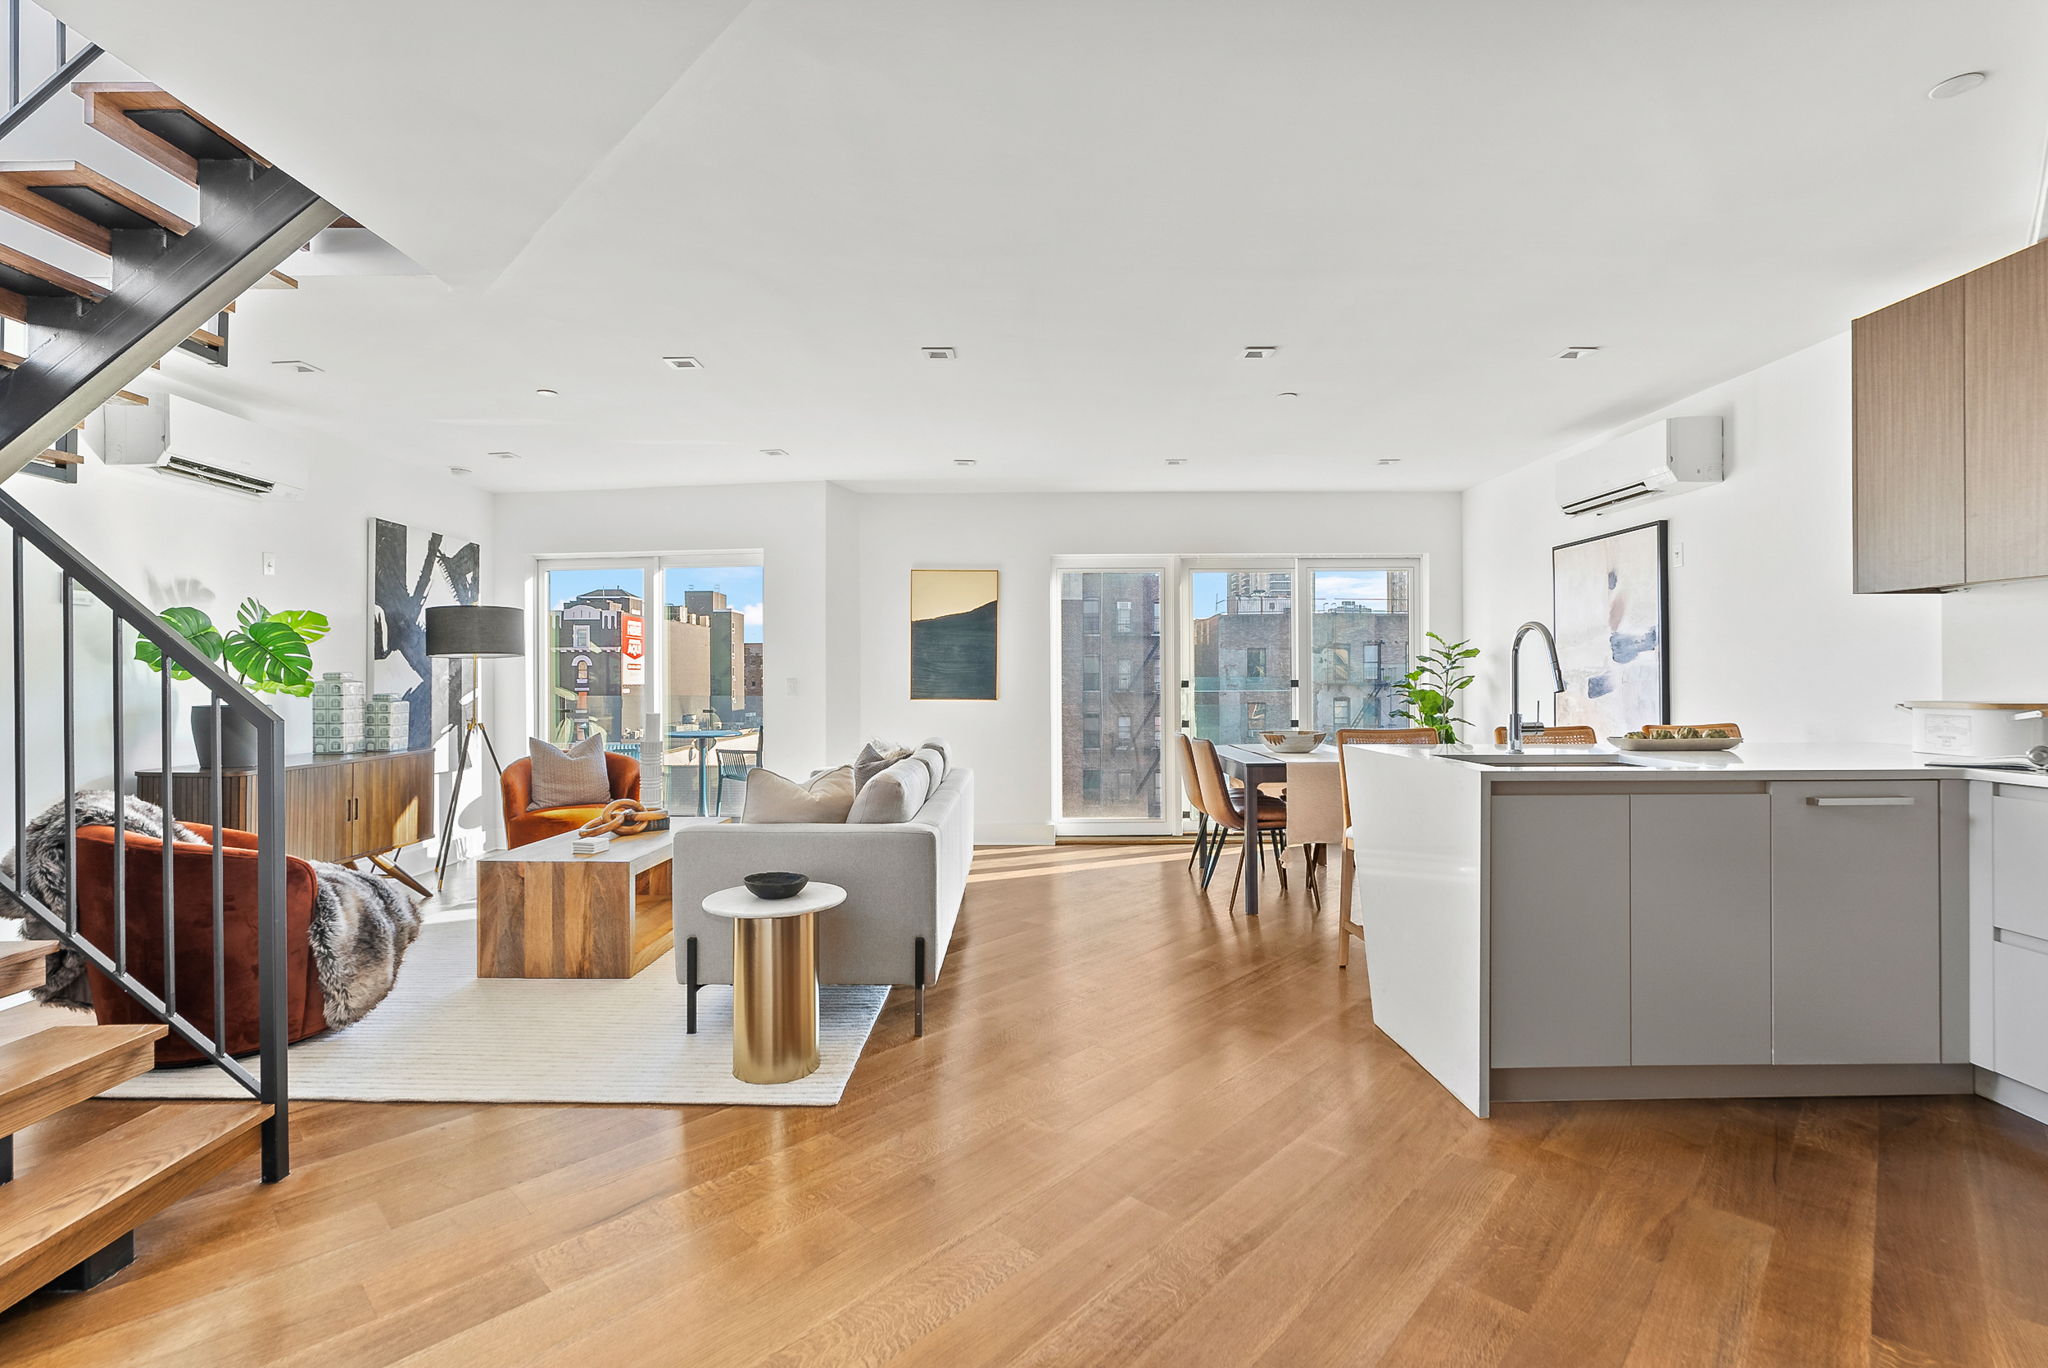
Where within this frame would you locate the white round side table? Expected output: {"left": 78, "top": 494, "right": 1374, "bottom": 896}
{"left": 701, "top": 882, "right": 847, "bottom": 1084}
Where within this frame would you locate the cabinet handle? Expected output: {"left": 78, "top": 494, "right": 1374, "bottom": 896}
{"left": 1808, "top": 796, "right": 1915, "bottom": 807}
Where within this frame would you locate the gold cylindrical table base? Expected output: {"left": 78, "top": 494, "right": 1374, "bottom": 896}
{"left": 731, "top": 911, "right": 820, "bottom": 1084}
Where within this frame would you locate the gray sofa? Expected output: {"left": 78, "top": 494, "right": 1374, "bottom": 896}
{"left": 671, "top": 767, "right": 973, "bottom": 1035}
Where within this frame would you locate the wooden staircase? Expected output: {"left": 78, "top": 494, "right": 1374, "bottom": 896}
{"left": 0, "top": 942, "right": 266, "bottom": 1311}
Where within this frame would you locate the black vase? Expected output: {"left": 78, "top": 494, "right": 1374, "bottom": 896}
{"left": 190, "top": 704, "right": 260, "bottom": 771}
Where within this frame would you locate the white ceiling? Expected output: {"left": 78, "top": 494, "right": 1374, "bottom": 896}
{"left": 44, "top": 0, "right": 2048, "bottom": 494}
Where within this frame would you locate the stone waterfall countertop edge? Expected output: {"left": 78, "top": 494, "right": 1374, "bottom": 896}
{"left": 1342, "top": 740, "right": 2048, "bottom": 789}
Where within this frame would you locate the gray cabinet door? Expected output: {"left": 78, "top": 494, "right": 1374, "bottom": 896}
{"left": 1489, "top": 794, "right": 1630, "bottom": 1068}
{"left": 1630, "top": 793, "right": 1772, "bottom": 1065}
{"left": 1992, "top": 788, "right": 2048, "bottom": 941}
{"left": 1770, "top": 782, "right": 1942, "bottom": 1064}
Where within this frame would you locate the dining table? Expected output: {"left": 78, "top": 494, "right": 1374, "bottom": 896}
{"left": 1211, "top": 741, "right": 1345, "bottom": 916}
{"left": 666, "top": 727, "right": 748, "bottom": 815}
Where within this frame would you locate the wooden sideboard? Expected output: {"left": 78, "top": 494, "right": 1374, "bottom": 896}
{"left": 1853, "top": 236, "right": 2048, "bottom": 592}
{"left": 136, "top": 749, "right": 435, "bottom": 889}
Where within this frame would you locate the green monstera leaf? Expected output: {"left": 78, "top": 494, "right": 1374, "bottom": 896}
{"left": 221, "top": 618, "right": 316, "bottom": 695}
{"left": 133, "top": 606, "right": 223, "bottom": 681}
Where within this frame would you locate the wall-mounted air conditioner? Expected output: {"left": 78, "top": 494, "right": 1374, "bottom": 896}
{"left": 86, "top": 394, "right": 308, "bottom": 498}
{"left": 1555, "top": 415, "right": 1722, "bottom": 517}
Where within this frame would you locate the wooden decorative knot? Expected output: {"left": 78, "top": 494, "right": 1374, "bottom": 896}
{"left": 577, "top": 799, "right": 670, "bottom": 838}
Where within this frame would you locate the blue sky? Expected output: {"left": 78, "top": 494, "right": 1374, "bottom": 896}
{"left": 545, "top": 566, "right": 764, "bottom": 641}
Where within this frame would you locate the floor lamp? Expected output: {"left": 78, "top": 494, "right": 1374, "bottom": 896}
{"left": 426, "top": 604, "right": 525, "bottom": 887}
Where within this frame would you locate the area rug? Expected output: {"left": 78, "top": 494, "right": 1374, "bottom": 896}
{"left": 100, "top": 917, "right": 890, "bottom": 1106}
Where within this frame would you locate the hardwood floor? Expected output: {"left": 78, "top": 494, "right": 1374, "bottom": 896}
{"left": 2, "top": 841, "right": 2047, "bottom": 1365}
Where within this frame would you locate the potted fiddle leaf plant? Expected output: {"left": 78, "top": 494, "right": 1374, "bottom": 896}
{"left": 136, "top": 599, "right": 329, "bottom": 768}
{"left": 1391, "top": 632, "right": 1479, "bottom": 744}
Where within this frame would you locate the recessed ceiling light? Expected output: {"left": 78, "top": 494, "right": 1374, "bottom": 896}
{"left": 1554, "top": 346, "right": 1601, "bottom": 360}
{"left": 1243, "top": 346, "right": 1277, "bottom": 360}
{"left": 534, "top": 387, "right": 559, "bottom": 397}
{"left": 1276, "top": 391, "right": 1300, "bottom": 399}
{"left": 1377, "top": 458, "right": 1402, "bottom": 466}
{"left": 271, "top": 359, "right": 322, "bottom": 374}
{"left": 488, "top": 450, "right": 521, "bottom": 460}
{"left": 449, "top": 466, "right": 473, "bottom": 477}
{"left": 1165, "top": 458, "right": 1189, "bottom": 466}
{"left": 923, "top": 347, "right": 957, "bottom": 360}
{"left": 759, "top": 448, "right": 789, "bottom": 457}
{"left": 1929, "top": 71, "right": 1988, "bottom": 100}
{"left": 662, "top": 356, "right": 704, "bottom": 370}
{"left": 953, "top": 458, "right": 977, "bottom": 467}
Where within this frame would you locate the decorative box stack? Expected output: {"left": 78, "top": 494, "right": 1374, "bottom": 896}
{"left": 362, "top": 693, "right": 411, "bottom": 752}
{"left": 311, "top": 672, "right": 366, "bottom": 754}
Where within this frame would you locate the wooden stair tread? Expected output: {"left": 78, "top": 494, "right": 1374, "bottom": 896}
{"left": 0, "top": 1101, "right": 268, "bottom": 1310}
{"left": 71, "top": 83, "right": 267, "bottom": 186}
{"left": 0, "top": 941, "right": 55, "bottom": 997}
{"left": 259, "top": 269, "right": 298, "bottom": 289}
{"left": 186, "top": 325, "right": 224, "bottom": 350}
{"left": 0, "top": 162, "right": 194, "bottom": 256}
{"left": 0, "top": 1025, "right": 164, "bottom": 1138}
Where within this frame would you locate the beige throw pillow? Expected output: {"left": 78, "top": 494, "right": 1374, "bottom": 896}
{"left": 854, "top": 737, "right": 912, "bottom": 791}
{"left": 847, "top": 756, "right": 931, "bottom": 824}
{"left": 741, "top": 765, "right": 855, "bottom": 823}
{"left": 527, "top": 735, "right": 612, "bottom": 810}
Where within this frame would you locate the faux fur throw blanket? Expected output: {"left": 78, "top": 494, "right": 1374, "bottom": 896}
{"left": 0, "top": 792, "right": 422, "bottom": 1030}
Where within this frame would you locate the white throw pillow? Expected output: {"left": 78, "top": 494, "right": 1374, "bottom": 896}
{"left": 527, "top": 735, "right": 611, "bottom": 810}
{"left": 741, "top": 765, "right": 856, "bottom": 823}
{"left": 846, "top": 756, "right": 931, "bottom": 824}
{"left": 853, "top": 737, "right": 912, "bottom": 791}
{"left": 917, "top": 736, "right": 949, "bottom": 764}
{"left": 908, "top": 745, "right": 947, "bottom": 791}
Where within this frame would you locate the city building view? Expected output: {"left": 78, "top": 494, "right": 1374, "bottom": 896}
{"left": 545, "top": 566, "right": 765, "bottom": 814}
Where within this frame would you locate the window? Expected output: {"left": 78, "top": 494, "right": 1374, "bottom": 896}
{"left": 1082, "top": 713, "right": 1101, "bottom": 750}
{"left": 1082, "top": 598, "right": 1101, "bottom": 636}
{"left": 1246, "top": 701, "right": 1268, "bottom": 731}
{"left": 1082, "top": 653, "right": 1101, "bottom": 692}
{"left": 1116, "top": 771, "right": 1135, "bottom": 802}
{"left": 1059, "top": 570, "right": 1164, "bottom": 823}
{"left": 571, "top": 624, "right": 591, "bottom": 649}
{"left": 1325, "top": 643, "right": 1352, "bottom": 682}
{"left": 1333, "top": 696, "right": 1351, "bottom": 726}
{"left": 1082, "top": 770, "right": 1101, "bottom": 802}
{"left": 1115, "top": 600, "right": 1134, "bottom": 633}
{"left": 1245, "top": 647, "right": 1266, "bottom": 680}
{"left": 1116, "top": 715, "right": 1132, "bottom": 748}
{"left": 1151, "top": 601, "right": 1161, "bottom": 634}
{"left": 1116, "top": 658, "right": 1134, "bottom": 691}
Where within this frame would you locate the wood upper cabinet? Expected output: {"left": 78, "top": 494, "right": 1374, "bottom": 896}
{"left": 1965, "top": 239, "right": 2048, "bottom": 585}
{"left": 1852, "top": 279, "right": 1966, "bottom": 592}
{"left": 1854, "top": 237, "right": 2048, "bottom": 591}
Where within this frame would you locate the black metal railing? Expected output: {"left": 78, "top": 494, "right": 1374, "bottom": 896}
{"left": 0, "top": 2, "right": 93, "bottom": 134}
{"left": 0, "top": 489, "right": 289, "bottom": 1182}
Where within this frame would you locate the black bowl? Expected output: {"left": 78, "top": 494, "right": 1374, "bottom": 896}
{"left": 744, "top": 871, "right": 809, "bottom": 900}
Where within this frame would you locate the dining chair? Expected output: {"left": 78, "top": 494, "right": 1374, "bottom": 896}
{"left": 1333, "top": 727, "right": 1440, "bottom": 968}
{"left": 714, "top": 742, "right": 760, "bottom": 815}
{"left": 1491, "top": 724, "right": 1600, "bottom": 745}
{"left": 1189, "top": 737, "right": 1287, "bottom": 910}
{"left": 1174, "top": 732, "right": 1218, "bottom": 877}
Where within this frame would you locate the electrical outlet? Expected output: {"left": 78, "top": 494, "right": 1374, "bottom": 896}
{"left": 262, "top": 551, "right": 277, "bottom": 577}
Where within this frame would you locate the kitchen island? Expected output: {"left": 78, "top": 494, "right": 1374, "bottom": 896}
{"left": 1340, "top": 741, "right": 2048, "bottom": 1118}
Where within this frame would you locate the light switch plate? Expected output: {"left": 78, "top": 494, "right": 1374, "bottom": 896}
{"left": 262, "top": 551, "right": 277, "bottom": 577}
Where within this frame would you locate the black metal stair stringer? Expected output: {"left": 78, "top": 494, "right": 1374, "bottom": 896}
{"left": 0, "top": 161, "right": 337, "bottom": 480}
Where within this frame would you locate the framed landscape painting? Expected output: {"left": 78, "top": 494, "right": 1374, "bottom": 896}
{"left": 1551, "top": 520, "right": 1669, "bottom": 739}
{"left": 910, "top": 569, "right": 999, "bottom": 700}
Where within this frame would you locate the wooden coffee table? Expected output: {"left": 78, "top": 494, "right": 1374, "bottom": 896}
{"left": 476, "top": 821, "right": 717, "bottom": 978}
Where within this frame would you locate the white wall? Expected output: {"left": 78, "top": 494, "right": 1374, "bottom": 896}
{"left": 491, "top": 483, "right": 1462, "bottom": 845}
{"left": 1463, "top": 334, "right": 1945, "bottom": 743}
{"left": 1945, "top": 580, "right": 2048, "bottom": 701}
{"left": 3, "top": 407, "right": 491, "bottom": 868}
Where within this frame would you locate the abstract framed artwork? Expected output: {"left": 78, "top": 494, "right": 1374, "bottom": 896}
{"left": 1551, "top": 520, "right": 1669, "bottom": 738}
{"left": 369, "top": 518, "right": 482, "bottom": 751}
{"left": 909, "top": 569, "right": 999, "bottom": 700}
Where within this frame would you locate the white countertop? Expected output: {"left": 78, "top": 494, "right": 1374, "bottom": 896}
{"left": 1345, "top": 740, "right": 2048, "bottom": 789}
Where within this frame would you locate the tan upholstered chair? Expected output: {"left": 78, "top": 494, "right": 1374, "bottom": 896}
{"left": 1333, "top": 727, "right": 1440, "bottom": 968}
{"left": 1188, "top": 738, "right": 1287, "bottom": 910}
{"left": 1174, "top": 732, "right": 1220, "bottom": 877}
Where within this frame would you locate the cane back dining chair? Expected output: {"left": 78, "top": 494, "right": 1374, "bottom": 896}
{"left": 1490, "top": 724, "right": 1599, "bottom": 745}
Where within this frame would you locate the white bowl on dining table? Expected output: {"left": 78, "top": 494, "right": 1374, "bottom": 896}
{"left": 1260, "top": 729, "right": 1327, "bottom": 755}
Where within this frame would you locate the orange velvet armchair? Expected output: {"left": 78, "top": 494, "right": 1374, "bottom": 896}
{"left": 501, "top": 751, "right": 641, "bottom": 849}
{"left": 74, "top": 822, "right": 328, "bottom": 1065}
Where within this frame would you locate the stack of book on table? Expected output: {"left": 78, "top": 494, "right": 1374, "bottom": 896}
{"left": 570, "top": 831, "right": 613, "bottom": 856}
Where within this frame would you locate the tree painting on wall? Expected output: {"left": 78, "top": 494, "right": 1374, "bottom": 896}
{"left": 1551, "top": 520, "right": 1669, "bottom": 738}
{"left": 910, "top": 569, "right": 999, "bottom": 700}
{"left": 369, "top": 518, "right": 481, "bottom": 751}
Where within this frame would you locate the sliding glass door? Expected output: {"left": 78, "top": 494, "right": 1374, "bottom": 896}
{"left": 1187, "top": 564, "right": 1295, "bottom": 744}
{"left": 1307, "top": 563, "right": 1416, "bottom": 732}
{"left": 1055, "top": 567, "right": 1166, "bottom": 828}
{"left": 536, "top": 551, "right": 764, "bottom": 817}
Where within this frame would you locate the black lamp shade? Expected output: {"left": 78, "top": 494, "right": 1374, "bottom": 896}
{"left": 425, "top": 605, "right": 525, "bottom": 659}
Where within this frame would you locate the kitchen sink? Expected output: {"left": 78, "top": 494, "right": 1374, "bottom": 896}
{"left": 1443, "top": 751, "right": 1644, "bottom": 768}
